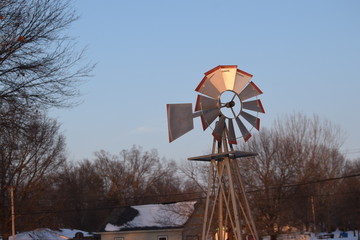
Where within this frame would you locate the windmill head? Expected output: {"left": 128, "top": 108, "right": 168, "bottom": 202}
{"left": 167, "top": 65, "right": 265, "bottom": 143}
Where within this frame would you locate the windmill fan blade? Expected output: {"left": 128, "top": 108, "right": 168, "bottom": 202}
{"left": 195, "top": 76, "right": 221, "bottom": 99}
{"left": 242, "top": 99, "right": 265, "bottom": 113}
{"left": 195, "top": 94, "right": 218, "bottom": 111}
{"left": 200, "top": 108, "right": 220, "bottom": 130}
{"left": 167, "top": 103, "right": 194, "bottom": 142}
{"left": 195, "top": 94, "right": 219, "bottom": 130}
{"left": 240, "top": 111, "right": 260, "bottom": 130}
{"left": 235, "top": 116, "right": 251, "bottom": 142}
{"left": 212, "top": 115, "right": 226, "bottom": 142}
{"left": 233, "top": 69, "right": 253, "bottom": 94}
{"left": 205, "top": 66, "right": 227, "bottom": 94}
{"left": 239, "top": 81, "right": 263, "bottom": 101}
{"left": 227, "top": 119, "right": 237, "bottom": 144}
{"left": 220, "top": 65, "right": 237, "bottom": 90}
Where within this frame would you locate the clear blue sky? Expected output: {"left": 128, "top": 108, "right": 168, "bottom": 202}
{"left": 51, "top": 0, "right": 360, "bottom": 162}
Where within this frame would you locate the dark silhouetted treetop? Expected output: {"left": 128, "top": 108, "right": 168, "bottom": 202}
{"left": 0, "top": 0, "right": 94, "bottom": 110}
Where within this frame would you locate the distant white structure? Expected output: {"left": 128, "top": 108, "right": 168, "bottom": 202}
{"left": 311, "top": 230, "right": 358, "bottom": 240}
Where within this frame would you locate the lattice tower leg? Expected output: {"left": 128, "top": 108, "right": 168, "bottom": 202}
{"left": 201, "top": 137, "right": 258, "bottom": 240}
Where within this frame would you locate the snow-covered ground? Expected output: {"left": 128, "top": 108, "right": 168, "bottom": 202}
{"left": 8, "top": 228, "right": 93, "bottom": 240}
{"left": 266, "top": 230, "right": 359, "bottom": 240}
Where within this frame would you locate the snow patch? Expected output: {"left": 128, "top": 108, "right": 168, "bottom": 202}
{"left": 9, "top": 228, "right": 93, "bottom": 240}
{"left": 105, "top": 223, "right": 121, "bottom": 232}
{"left": 106, "top": 201, "right": 196, "bottom": 231}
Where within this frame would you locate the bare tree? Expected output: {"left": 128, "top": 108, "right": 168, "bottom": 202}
{"left": 93, "top": 146, "right": 185, "bottom": 205}
{"left": 179, "top": 160, "right": 209, "bottom": 194}
{"left": 0, "top": 0, "right": 94, "bottom": 235}
{"left": 238, "top": 113, "right": 346, "bottom": 235}
{"left": 118, "top": 146, "right": 184, "bottom": 203}
{"left": 92, "top": 150, "right": 125, "bottom": 203}
{"left": 240, "top": 129, "right": 298, "bottom": 236}
{"left": 333, "top": 158, "right": 360, "bottom": 230}
{"left": 0, "top": 109, "right": 66, "bottom": 239}
{"left": 0, "top": 0, "right": 93, "bottom": 110}
{"left": 39, "top": 147, "right": 186, "bottom": 232}
{"left": 0, "top": 0, "right": 94, "bottom": 236}
{"left": 45, "top": 160, "right": 110, "bottom": 231}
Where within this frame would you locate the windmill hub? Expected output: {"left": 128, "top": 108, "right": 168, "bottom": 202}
{"left": 219, "top": 90, "right": 242, "bottom": 119}
{"left": 225, "top": 101, "right": 235, "bottom": 108}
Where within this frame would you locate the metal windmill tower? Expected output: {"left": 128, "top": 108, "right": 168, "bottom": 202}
{"left": 166, "top": 65, "right": 265, "bottom": 240}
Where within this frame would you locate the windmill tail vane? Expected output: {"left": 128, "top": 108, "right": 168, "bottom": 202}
{"left": 167, "top": 65, "right": 265, "bottom": 143}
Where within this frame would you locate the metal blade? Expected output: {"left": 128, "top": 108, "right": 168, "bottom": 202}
{"left": 227, "top": 119, "right": 237, "bottom": 144}
{"left": 205, "top": 66, "right": 227, "bottom": 94}
{"left": 235, "top": 116, "right": 252, "bottom": 142}
{"left": 220, "top": 65, "right": 237, "bottom": 90}
{"left": 242, "top": 99, "right": 265, "bottom": 113}
{"left": 200, "top": 108, "right": 220, "bottom": 130}
{"left": 195, "top": 76, "right": 221, "bottom": 99}
{"left": 240, "top": 111, "right": 260, "bottom": 130}
{"left": 167, "top": 103, "right": 194, "bottom": 142}
{"left": 212, "top": 115, "right": 226, "bottom": 142}
{"left": 233, "top": 69, "right": 253, "bottom": 94}
{"left": 195, "top": 94, "right": 218, "bottom": 111}
{"left": 195, "top": 94, "right": 220, "bottom": 130}
{"left": 239, "top": 81, "right": 263, "bottom": 101}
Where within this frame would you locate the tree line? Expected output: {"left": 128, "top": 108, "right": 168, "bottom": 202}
{"left": 12, "top": 145, "right": 194, "bottom": 233}
{"left": 237, "top": 114, "right": 360, "bottom": 236}
{"left": 4, "top": 127, "right": 360, "bottom": 236}
{"left": 1, "top": 0, "right": 360, "bottom": 239}
{"left": 182, "top": 113, "right": 360, "bottom": 236}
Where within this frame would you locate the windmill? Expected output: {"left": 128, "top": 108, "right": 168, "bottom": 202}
{"left": 167, "top": 65, "right": 265, "bottom": 240}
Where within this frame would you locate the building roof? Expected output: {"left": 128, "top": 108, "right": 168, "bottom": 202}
{"left": 102, "top": 201, "right": 196, "bottom": 232}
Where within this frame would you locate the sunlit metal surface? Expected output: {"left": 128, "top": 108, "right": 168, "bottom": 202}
{"left": 242, "top": 99, "right": 265, "bottom": 113}
{"left": 233, "top": 69, "right": 252, "bottom": 94}
{"left": 239, "top": 81, "right": 263, "bottom": 101}
{"left": 240, "top": 111, "right": 260, "bottom": 130}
